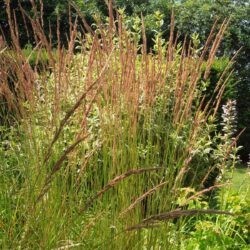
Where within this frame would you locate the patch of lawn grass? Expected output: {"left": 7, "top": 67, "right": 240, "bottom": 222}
{"left": 230, "top": 167, "right": 250, "bottom": 200}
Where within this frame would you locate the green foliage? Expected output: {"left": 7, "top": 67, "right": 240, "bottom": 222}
{"left": 22, "top": 44, "right": 49, "bottom": 69}
{"left": 181, "top": 189, "right": 250, "bottom": 249}
{"left": 174, "top": 0, "right": 250, "bottom": 162}
{"left": 0, "top": 2, "right": 249, "bottom": 249}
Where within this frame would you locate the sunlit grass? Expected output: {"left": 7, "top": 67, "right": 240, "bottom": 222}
{"left": 231, "top": 167, "right": 250, "bottom": 200}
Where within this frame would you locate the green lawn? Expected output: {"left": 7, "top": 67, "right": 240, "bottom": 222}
{"left": 230, "top": 167, "right": 250, "bottom": 200}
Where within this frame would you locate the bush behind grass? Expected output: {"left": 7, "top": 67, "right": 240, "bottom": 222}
{"left": 0, "top": 2, "right": 249, "bottom": 249}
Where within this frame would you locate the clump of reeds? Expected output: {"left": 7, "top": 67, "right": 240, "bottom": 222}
{"left": 0, "top": 1, "right": 240, "bottom": 249}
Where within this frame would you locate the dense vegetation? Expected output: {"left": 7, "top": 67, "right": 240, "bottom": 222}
{"left": 1, "top": 0, "right": 249, "bottom": 163}
{"left": 0, "top": 1, "right": 249, "bottom": 249}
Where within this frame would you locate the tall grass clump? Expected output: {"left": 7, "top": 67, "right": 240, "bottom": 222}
{"left": 0, "top": 1, "right": 248, "bottom": 249}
